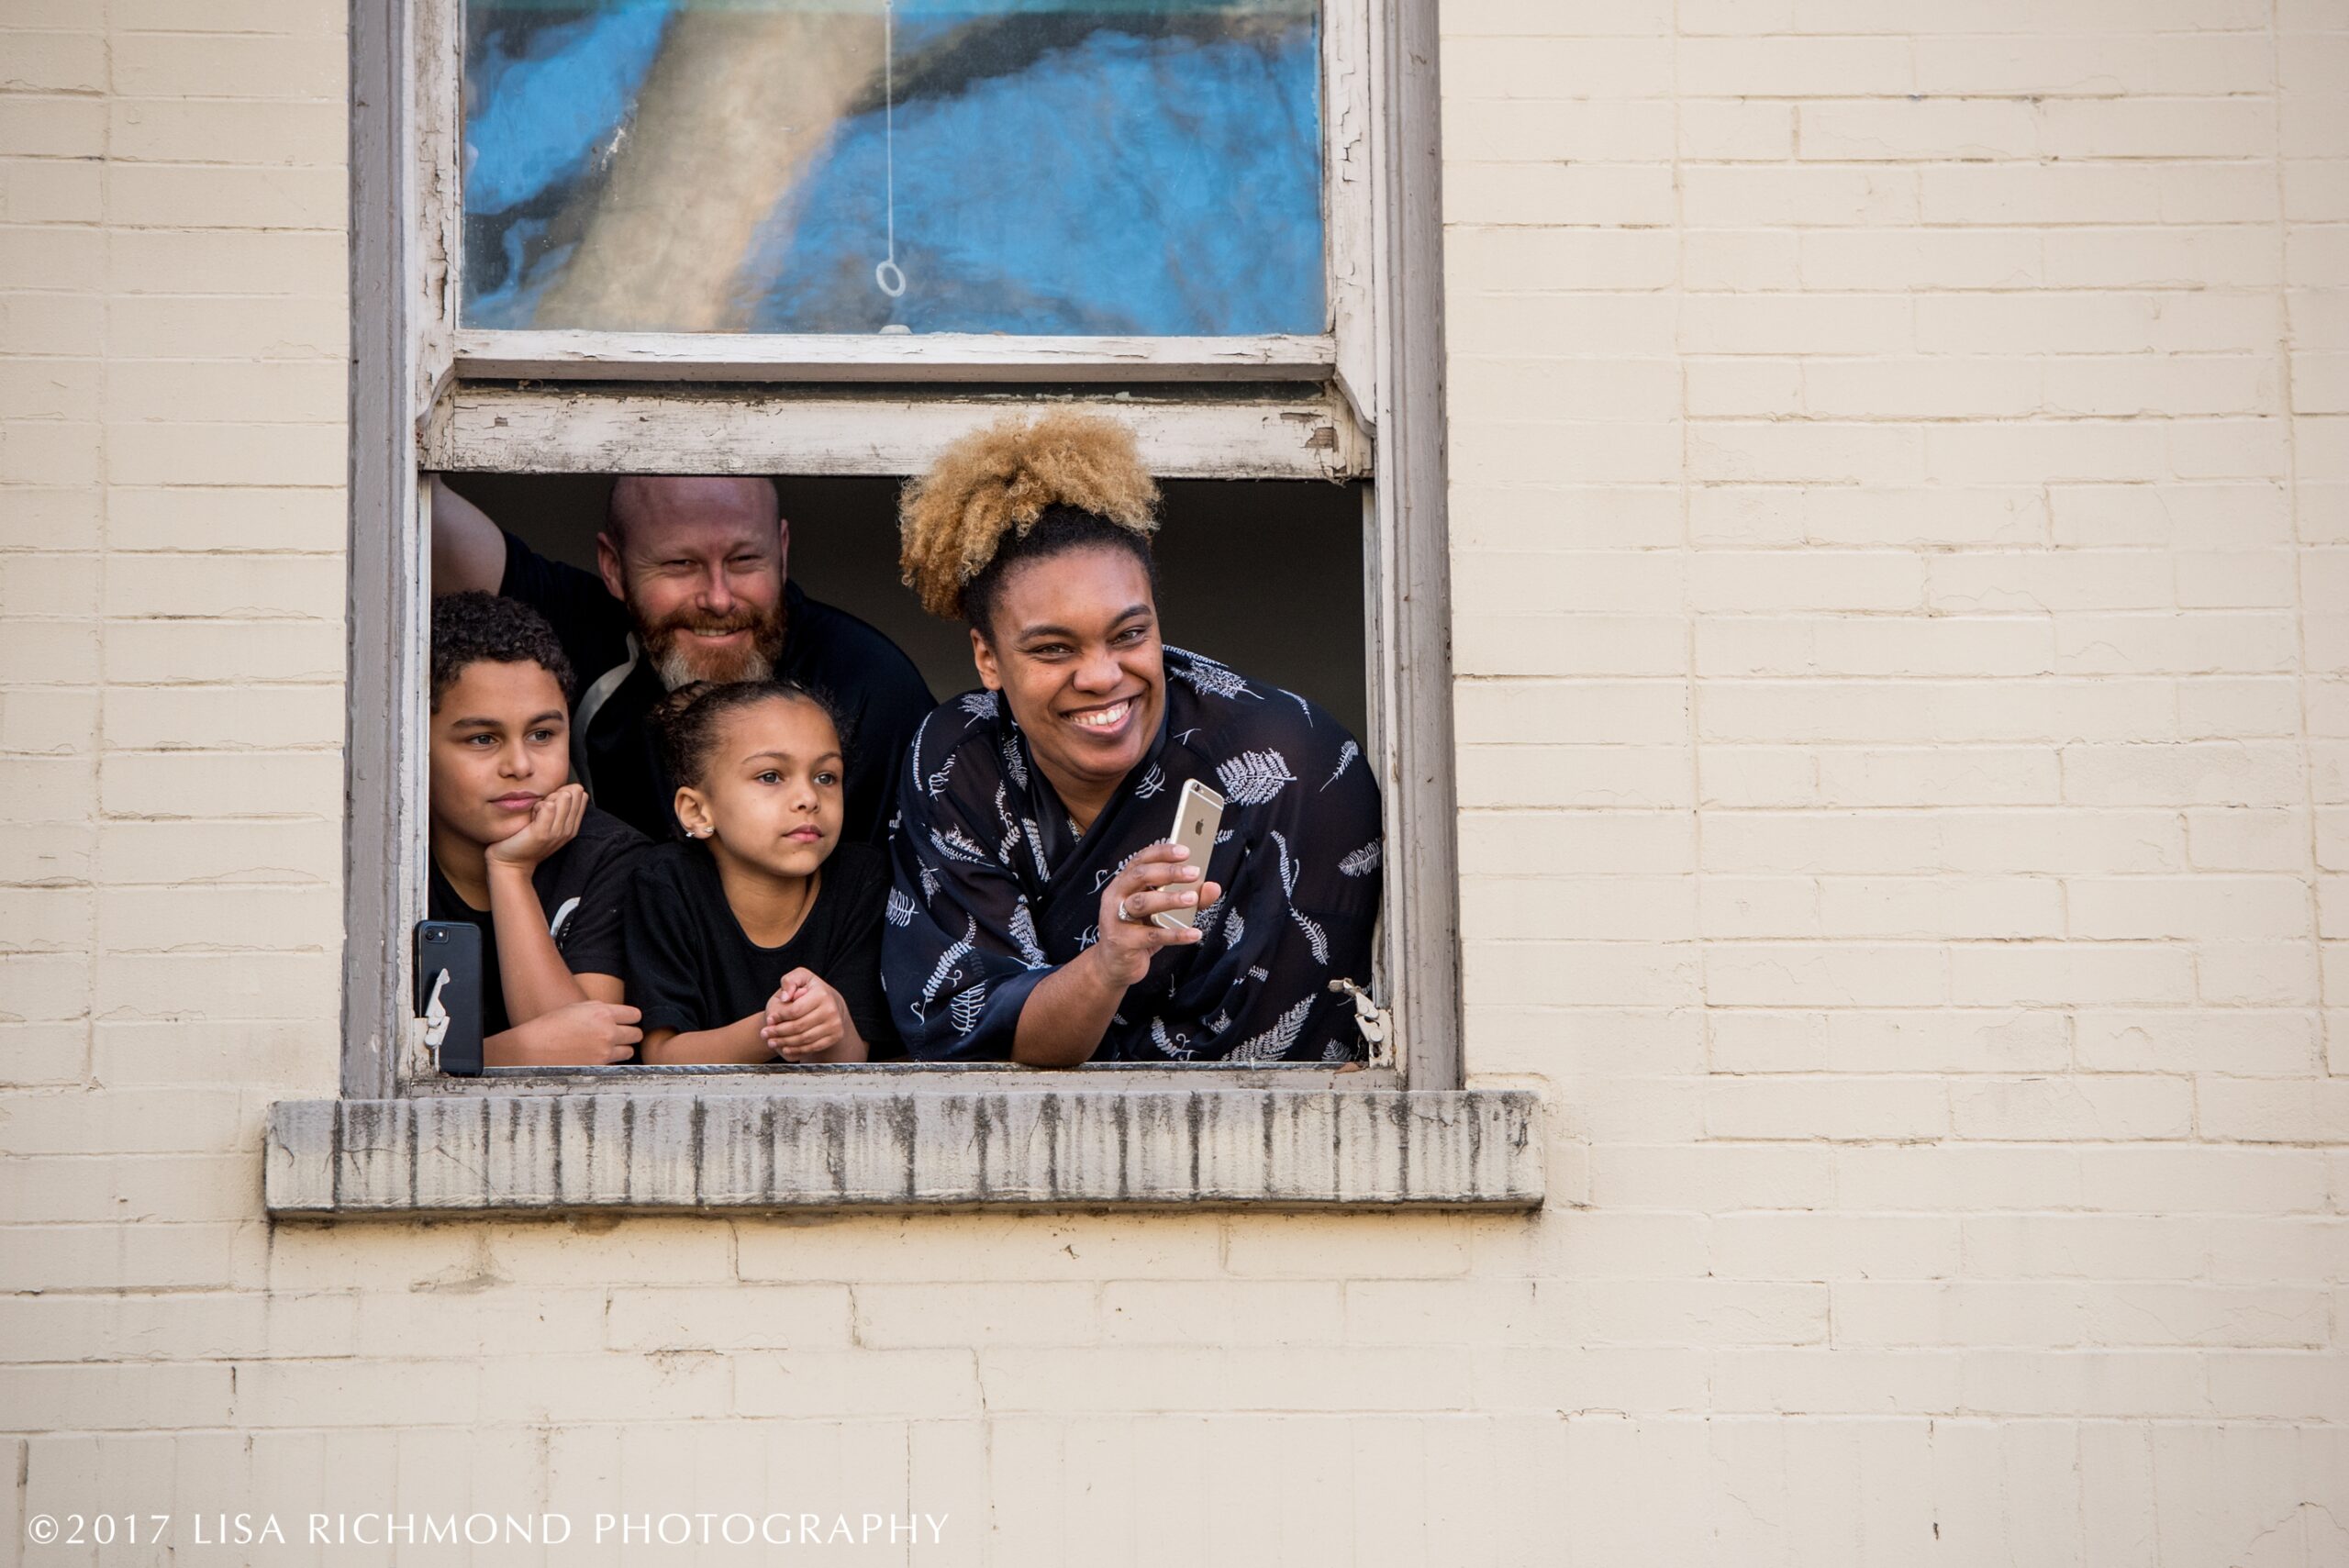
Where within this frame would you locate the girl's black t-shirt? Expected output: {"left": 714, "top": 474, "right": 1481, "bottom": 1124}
{"left": 622, "top": 840, "right": 902, "bottom": 1057}
{"left": 426, "top": 805, "right": 650, "bottom": 1038}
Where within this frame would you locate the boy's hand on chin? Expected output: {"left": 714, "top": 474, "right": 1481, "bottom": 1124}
{"left": 762, "top": 968, "right": 845, "bottom": 1061}
{"left": 486, "top": 783, "right": 588, "bottom": 871}
{"left": 485, "top": 999, "right": 642, "bottom": 1066}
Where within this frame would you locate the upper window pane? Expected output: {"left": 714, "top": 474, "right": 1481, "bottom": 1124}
{"left": 460, "top": 0, "right": 1326, "bottom": 336}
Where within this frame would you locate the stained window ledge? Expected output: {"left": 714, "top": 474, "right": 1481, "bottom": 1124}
{"left": 263, "top": 1088, "right": 1543, "bottom": 1216}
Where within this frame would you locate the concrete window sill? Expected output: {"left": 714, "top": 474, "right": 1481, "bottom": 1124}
{"left": 263, "top": 1088, "right": 1542, "bottom": 1215}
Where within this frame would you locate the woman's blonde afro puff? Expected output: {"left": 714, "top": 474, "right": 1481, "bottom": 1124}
{"left": 898, "top": 410, "right": 1160, "bottom": 620}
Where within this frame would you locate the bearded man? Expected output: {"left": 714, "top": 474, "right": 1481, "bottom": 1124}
{"left": 429, "top": 474, "right": 932, "bottom": 845}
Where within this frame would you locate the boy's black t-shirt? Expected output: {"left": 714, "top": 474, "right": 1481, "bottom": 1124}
{"left": 495, "top": 528, "right": 934, "bottom": 847}
{"left": 622, "top": 840, "right": 902, "bottom": 1057}
{"left": 426, "top": 805, "right": 651, "bottom": 1037}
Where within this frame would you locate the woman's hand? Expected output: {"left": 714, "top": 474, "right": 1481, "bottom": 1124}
{"left": 1086, "top": 842, "right": 1223, "bottom": 990}
{"left": 485, "top": 783, "right": 587, "bottom": 872}
{"left": 761, "top": 968, "right": 848, "bottom": 1062}
{"left": 484, "top": 998, "right": 641, "bottom": 1066}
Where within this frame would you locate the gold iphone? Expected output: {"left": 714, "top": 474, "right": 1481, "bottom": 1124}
{"left": 1153, "top": 779, "right": 1226, "bottom": 930}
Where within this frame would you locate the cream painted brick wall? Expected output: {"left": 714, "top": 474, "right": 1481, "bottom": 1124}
{"left": 1, "top": 0, "right": 2345, "bottom": 1562}
{"left": 1439, "top": 0, "right": 2348, "bottom": 1559}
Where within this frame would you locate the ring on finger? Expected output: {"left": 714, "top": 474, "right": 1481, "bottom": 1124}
{"left": 1117, "top": 894, "right": 1149, "bottom": 925}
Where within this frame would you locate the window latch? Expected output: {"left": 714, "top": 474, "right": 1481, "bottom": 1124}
{"left": 1328, "top": 976, "right": 1390, "bottom": 1052}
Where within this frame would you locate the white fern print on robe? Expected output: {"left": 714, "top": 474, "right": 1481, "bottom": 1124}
{"left": 993, "top": 783, "right": 1021, "bottom": 864}
{"left": 906, "top": 710, "right": 936, "bottom": 792}
{"left": 1148, "top": 1017, "right": 1194, "bottom": 1060}
{"left": 999, "top": 732, "right": 1029, "bottom": 790}
{"left": 926, "top": 751, "right": 957, "bottom": 798}
{"left": 1339, "top": 840, "right": 1383, "bottom": 878}
{"left": 1322, "top": 740, "right": 1359, "bottom": 790}
{"left": 918, "top": 860, "right": 942, "bottom": 904}
{"left": 1291, "top": 906, "right": 1330, "bottom": 964}
{"left": 1266, "top": 829, "right": 1329, "bottom": 962}
{"left": 1271, "top": 829, "right": 1300, "bottom": 897}
{"left": 1228, "top": 995, "right": 1313, "bottom": 1062}
{"left": 1194, "top": 895, "right": 1226, "bottom": 940}
{"left": 1282, "top": 688, "right": 1313, "bottom": 720}
{"left": 885, "top": 887, "right": 917, "bottom": 929}
{"left": 961, "top": 690, "right": 998, "bottom": 723}
{"left": 1216, "top": 749, "right": 1296, "bottom": 806}
{"left": 930, "top": 825, "right": 990, "bottom": 865}
{"left": 1167, "top": 648, "right": 1255, "bottom": 701}
{"left": 1133, "top": 762, "right": 1166, "bottom": 800}
{"left": 1008, "top": 900, "right": 1048, "bottom": 968}
{"left": 1221, "top": 907, "right": 1246, "bottom": 950}
{"left": 916, "top": 914, "right": 980, "bottom": 1019}
{"left": 948, "top": 982, "right": 988, "bottom": 1035}
{"left": 1020, "top": 817, "right": 1051, "bottom": 882}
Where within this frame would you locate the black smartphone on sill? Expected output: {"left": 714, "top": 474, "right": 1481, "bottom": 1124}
{"left": 413, "top": 920, "right": 484, "bottom": 1077}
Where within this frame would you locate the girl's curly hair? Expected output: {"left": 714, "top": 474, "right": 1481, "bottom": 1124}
{"left": 897, "top": 411, "right": 1161, "bottom": 623}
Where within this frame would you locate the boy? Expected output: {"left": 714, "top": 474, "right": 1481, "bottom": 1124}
{"left": 428, "top": 592, "right": 648, "bottom": 1065}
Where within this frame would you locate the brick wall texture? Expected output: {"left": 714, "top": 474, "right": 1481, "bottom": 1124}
{"left": 2, "top": 0, "right": 2345, "bottom": 1562}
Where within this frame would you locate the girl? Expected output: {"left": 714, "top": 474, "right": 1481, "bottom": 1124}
{"left": 623, "top": 681, "right": 898, "bottom": 1063}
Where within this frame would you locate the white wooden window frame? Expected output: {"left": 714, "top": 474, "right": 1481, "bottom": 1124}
{"left": 345, "top": 0, "right": 1462, "bottom": 1101}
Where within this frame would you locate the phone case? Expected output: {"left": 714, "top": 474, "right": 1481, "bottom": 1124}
{"left": 413, "top": 920, "right": 484, "bottom": 1077}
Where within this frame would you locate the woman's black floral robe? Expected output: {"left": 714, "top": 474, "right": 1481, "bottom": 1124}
{"left": 883, "top": 648, "right": 1384, "bottom": 1062}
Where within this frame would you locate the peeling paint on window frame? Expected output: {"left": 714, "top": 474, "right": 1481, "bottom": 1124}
{"left": 342, "top": 0, "right": 1462, "bottom": 1113}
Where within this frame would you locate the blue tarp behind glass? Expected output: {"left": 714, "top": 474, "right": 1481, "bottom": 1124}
{"left": 462, "top": 0, "right": 1324, "bottom": 336}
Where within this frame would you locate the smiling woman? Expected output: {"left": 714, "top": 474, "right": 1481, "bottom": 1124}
{"left": 885, "top": 413, "right": 1382, "bottom": 1065}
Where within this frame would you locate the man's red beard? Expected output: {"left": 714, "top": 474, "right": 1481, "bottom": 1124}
{"left": 634, "top": 600, "right": 788, "bottom": 690}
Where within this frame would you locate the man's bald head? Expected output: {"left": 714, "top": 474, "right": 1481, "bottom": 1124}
{"left": 606, "top": 475, "right": 785, "bottom": 552}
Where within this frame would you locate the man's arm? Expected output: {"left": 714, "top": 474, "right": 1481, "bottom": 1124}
{"left": 429, "top": 474, "right": 508, "bottom": 595}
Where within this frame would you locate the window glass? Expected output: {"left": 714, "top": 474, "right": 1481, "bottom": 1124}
{"left": 461, "top": 0, "right": 1326, "bottom": 336}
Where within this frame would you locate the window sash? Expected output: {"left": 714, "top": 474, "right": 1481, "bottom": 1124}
{"left": 421, "top": 385, "right": 1370, "bottom": 480}
{"left": 414, "top": 0, "right": 1376, "bottom": 395}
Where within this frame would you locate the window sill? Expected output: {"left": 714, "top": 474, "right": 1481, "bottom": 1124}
{"left": 263, "top": 1088, "right": 1542, "bottom": 1216}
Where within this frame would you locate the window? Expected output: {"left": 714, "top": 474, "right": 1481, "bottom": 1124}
{"left": 342, "top": 0, "right": 1460, "bottom": 1103}
{"left": 460, "top": 0, "right": 1330, "bottom": 338}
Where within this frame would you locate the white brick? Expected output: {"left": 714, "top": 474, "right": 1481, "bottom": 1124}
{"left": 1709, "top": 1008, "right": 2070, "bottom": 1075}
{"left": 1703, "top": 1075, "right": 1950, "bottom": 1141}
{"left": 2075, "top": 1009, "right": 2321, "bottom": 1075}
{"left": 1947, "top": 1075, "right": 2194, "bottom": 1141}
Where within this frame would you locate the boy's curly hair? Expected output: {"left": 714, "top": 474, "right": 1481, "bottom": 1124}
{"left": 429, "top": 591, "right": 575, "bottom": 712}
{"left": 897, "top": 411, "right": 1161, "bottom": 623}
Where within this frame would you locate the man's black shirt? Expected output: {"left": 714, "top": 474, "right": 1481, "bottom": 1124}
{"left": 622, "top": 840, "right": 901, "bottom": 1057}
{"left": 425, "top": 805, "right": 649, "bottom": 1038}
{"left": 496, "top": 528, "right": 934, "bottom": 844}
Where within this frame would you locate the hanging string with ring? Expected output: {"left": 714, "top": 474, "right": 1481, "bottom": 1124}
{"left": 873, "top": 0, "right": 907, "bottom": 300}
